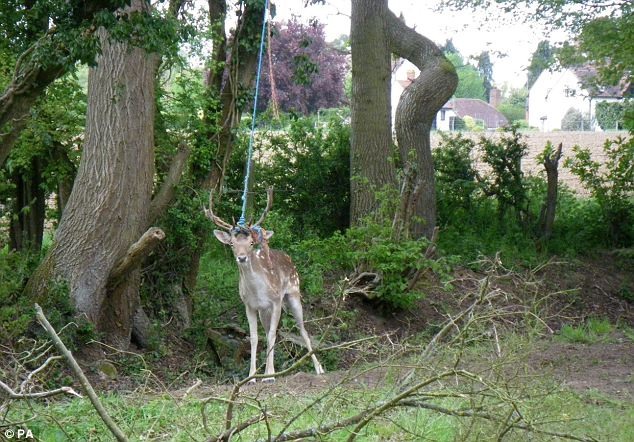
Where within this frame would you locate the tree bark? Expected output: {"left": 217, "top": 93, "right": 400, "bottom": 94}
{"left": 27, "top": 0, "right": 160, "bottom": 349}
{"left": 387, "top": 11, "right": 458, "bottom": 239}
{"left": 148, "top": 143, "right": 190, "bottom": 225}
{"left": 350, "top": 0, "right": 396, "bottom": 223}
{"left": 539, "top": 143, "right": 562, "bottom": 242}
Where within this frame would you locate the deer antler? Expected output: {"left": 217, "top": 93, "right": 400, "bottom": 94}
{"left": 205, "top": 190, "right": 233, "bottom": 231}
{"left": 254, "top": 187, "right": 274, "bottom": 227}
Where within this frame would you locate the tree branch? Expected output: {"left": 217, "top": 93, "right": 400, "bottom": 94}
{"left": 0, "top": 379, "right": 81, "bottom": 400}
{"left": 34, "top": 304, "right": 129, "bottom": 442}
{"left": 399, "top": 400, "right": 598, "bottom": 442}
{"left": 107, "top": 227, "right": 166, "bottom": 289}
{"left": 0, "top": 0, "right": 128, "bottom": 168}
{"left": 148, "top": 143, "right": 190, "bottom": 224}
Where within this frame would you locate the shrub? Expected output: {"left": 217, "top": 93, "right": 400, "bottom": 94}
{"left": 226, "top": 114, "right": 350, "bottom": 238}
{"left": 478, "top": 125, "right": 528, "bottom": 221}
{"left": 561, "top": 107, "right": 591, "bottom": 131}
{"left": 565, "top": 136, "right": 634, "bottom": 246}
{"left": 595, "top": 101, "right": 627, "bottom": 131}
{"left": 433, "top": 132, "right": 478, "bottom": 221}
{"left": 0, "top": 250, "right": 95, "bottom": 348}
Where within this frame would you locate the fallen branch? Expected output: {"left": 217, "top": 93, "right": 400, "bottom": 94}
{"left": 0, "top": 380, "right": 81, "bottom": 400}
{"left": 399, "top": 400, "right": 598, "bottom": 442}
{"left": 34, "top": 303, "right": 129, "bottom": 442}
{"left": 211, "top": 412, "right": 268, "bottom": 442}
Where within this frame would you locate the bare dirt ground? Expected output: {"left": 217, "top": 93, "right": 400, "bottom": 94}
{"left": 94, "top": 252, "right": 634, "bottom": 403}
{"left": 529, "top": 334, "right": 634, "bottom": 399}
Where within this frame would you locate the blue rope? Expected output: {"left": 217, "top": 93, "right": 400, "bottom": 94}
{"left": 238, "top": 0, "right": 270, "bottom": 227}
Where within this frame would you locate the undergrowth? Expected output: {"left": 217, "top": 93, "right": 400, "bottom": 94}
{"left": 4, "top": 334, "right": 633, "bottom": 441}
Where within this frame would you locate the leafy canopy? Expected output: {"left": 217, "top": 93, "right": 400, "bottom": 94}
{"left": 445, "top": 52, "right": 486, "bottom": 100}
{"left": 440, "top": 0, "right": 633, "bottom": 88}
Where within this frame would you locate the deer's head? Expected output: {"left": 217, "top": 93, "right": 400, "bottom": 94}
{"left": 206, "top": 188, "right": 274, "bottom": 265}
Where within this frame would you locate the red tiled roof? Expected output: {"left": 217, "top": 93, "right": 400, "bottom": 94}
{"left": 449, "top": 98, "right": 509, "bottom": 129}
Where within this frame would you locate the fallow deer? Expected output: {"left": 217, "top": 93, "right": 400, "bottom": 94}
{"left": 205, "top": 188, "right": 324, "bottom": 383}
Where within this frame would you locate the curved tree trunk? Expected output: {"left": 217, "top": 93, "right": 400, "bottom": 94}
{"left": 26, "top": 0, "right": 160, "bottom": 350}
{"left": 387, "top": 12, "right": 458, "bottom": 239}
{"left": 350, "top": 0, "right": 396, "bottom": 223}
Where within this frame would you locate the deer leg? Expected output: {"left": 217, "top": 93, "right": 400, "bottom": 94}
{"left": 287, "top": 294, "right": 325, "bottom": 375}
{"left": 263, "top": 303, "right": 282, "bottom": 383}
{"left": 245, "top": 306, "right": 259, "bottom": 383}
{"left": 259, "top": 309, "right": 271, "bottom": 335}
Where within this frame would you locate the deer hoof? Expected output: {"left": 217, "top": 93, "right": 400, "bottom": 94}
{"left": 246, "top": 378, "right": 257, "bottom": 385}
{"left": 262, "top": 377, "right": 276, "bottom": 384}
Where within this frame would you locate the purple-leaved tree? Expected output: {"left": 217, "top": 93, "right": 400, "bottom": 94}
{"left": 259, "top": 18, "right": 348, "bottom": 115}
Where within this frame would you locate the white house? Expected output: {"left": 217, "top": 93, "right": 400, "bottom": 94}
{"left": 391, "top": 59, "right": 507, "bottom": 131}
{"left": 528, "top": 66, "right": 626, "bottom": 131}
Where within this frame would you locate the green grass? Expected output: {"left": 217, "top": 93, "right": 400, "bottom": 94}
{"left": 558, "top": 318, "right": 614, "bottom": 344}
{"left": 4, "top": 365, "right": 632, "bottom": 441}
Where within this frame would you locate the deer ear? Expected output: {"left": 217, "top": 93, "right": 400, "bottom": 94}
{"left": 213, "top": 230, "right": 232, "bottom": 245}
{"left": 263, "top": 230, "right": 274, "bottom": 240}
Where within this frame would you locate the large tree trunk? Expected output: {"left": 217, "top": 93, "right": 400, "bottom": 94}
{"left": 349, "top": 0, "right": 396, "bottom": 223}
{"left": 387, "top": 12, "right": 457, "bottom": 239}
{"left": 26, "top": 0, "right": 160, "bottom": 350}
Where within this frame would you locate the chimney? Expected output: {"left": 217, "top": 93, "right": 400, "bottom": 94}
{"left": 489, "top": 87, "right": 501, "bottom": 108}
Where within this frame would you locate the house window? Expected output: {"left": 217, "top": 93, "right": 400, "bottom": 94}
{"left": 564, "top": 87, "right": 576, "bottom": 97}
{"left": 440, "top": 110, "right": 446, "bottom": 121}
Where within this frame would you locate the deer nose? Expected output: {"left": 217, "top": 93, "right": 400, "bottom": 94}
{"left": 237, "top": 256, "right": 248, "bottom": 263}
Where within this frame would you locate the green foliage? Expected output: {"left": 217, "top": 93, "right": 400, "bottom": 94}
{"left": 0, "top": 250, "right": 36, "bottom": 341}
{"left": 0, "top": 249, "right": 96, "bottom": 348}
{"left": 246, "top": 115, "right": 351, "bottom": 237}
{"left": 479, "top": 125, "right": 528, "bottom": 219}
{"left": 441, "top": 1, "right": 631, "bottom": 89}
{"left": 433, "top": 132, "right": 478, "bottom": 219}
{"left": 565, "top": 136, "right": 634, "bottom": 246}
{"left": 569, "top": 13, "right": 633, "bottom": 88}
{"left": 445, "top": 52, "right": 486, "bottom": 100}
{"left": 527, "top": 41, "right": 555, "bottom": 88}
{"left": 293, "top": 211, "right": 456, "bottom": 309}
{"left": 5, "top": 72, "right": 85, "bottom": 196}
{"left": 595, "top": 100, "right": 629, "bottom": 131}
{"left": 561, "top": 107, "right": 591, "bottom": 131}
{"left": 462, "top": 115, "right": 484, "bottom": 132}
{"left": 497, "top": 88, "right": 527, "bottom": 123}
{"left": 476, "top": 51, "right": 493, "bottom": 100}
{"left": 433, "top": 130, "right": 537, "bottom": 263}
{"left": 433, "top": 128, "right": 633, "bottom": 260}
